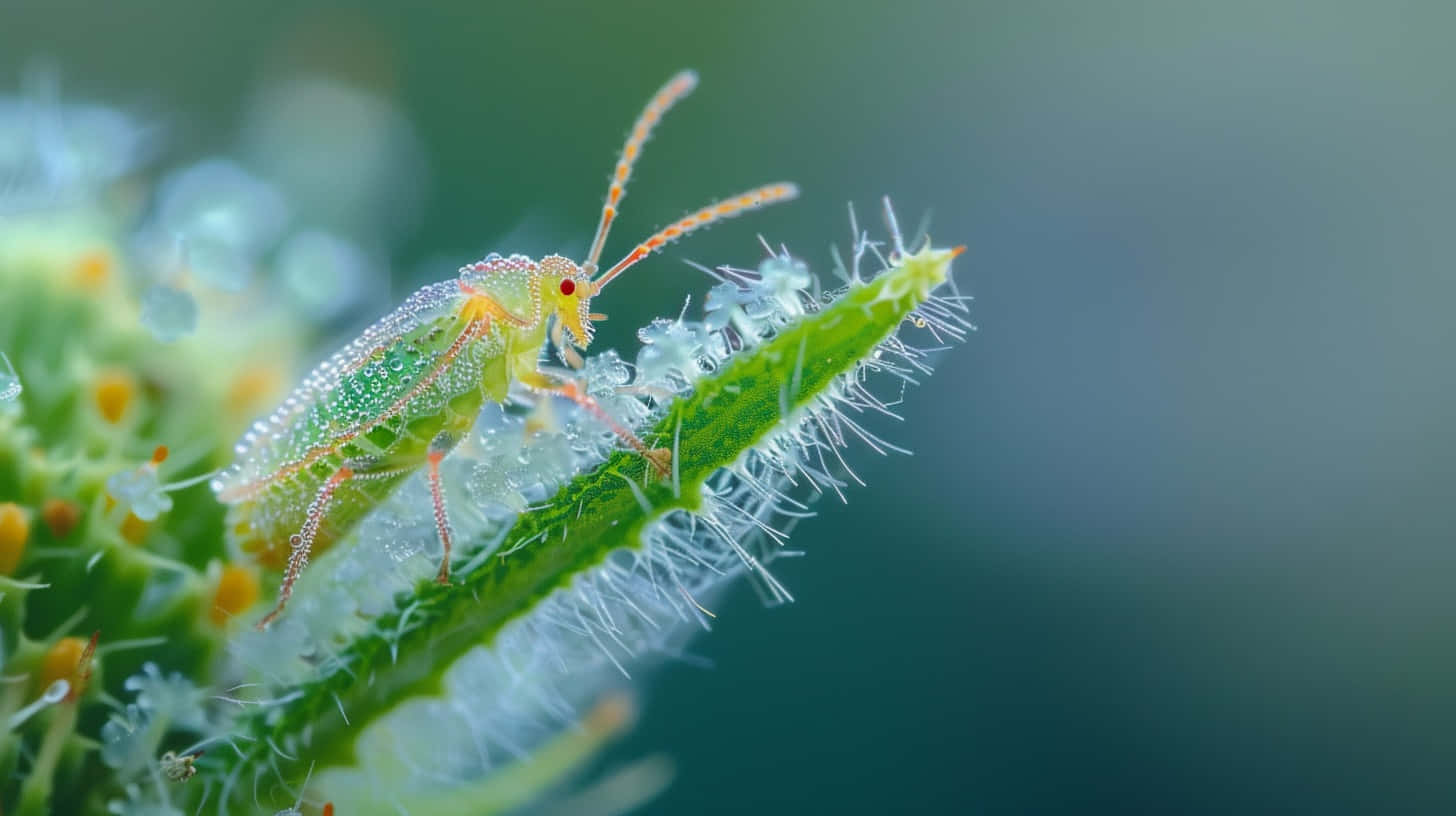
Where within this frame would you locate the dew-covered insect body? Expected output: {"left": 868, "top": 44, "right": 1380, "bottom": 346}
{"left": 213, "top": 71, "right": 799, "bottom": 626}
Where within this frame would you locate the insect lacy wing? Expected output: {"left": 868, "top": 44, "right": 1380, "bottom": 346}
{"left": 213, "top": 279, "right": 464, "bottom": 496}
{"left": 458, "top": 253, "right": 537, "bottom": 296}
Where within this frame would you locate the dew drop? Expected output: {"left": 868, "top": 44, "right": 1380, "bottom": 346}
{"left": 0, "top": 352, "right": 20, "bottom": 402}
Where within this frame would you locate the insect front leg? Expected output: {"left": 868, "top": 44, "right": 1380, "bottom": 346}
{"left": 517, "top": 369, "right": 671, "bottom": 478}
{"left": 550, "top": 318, "right": 586, "bottom": 370}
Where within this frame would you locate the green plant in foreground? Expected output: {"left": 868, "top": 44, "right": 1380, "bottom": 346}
{"left": 0, "top": 99, "right": 970, "bottom": 816}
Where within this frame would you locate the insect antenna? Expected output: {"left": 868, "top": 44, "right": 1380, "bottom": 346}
{"left": 583, "top": 70, "right": 700, "bottom": 277}
{"left": 593, "top": 183, "right": 800, "bottom": 290}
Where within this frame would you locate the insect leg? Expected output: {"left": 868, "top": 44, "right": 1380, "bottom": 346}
{"left": 550, "top": 318, "right": 586, "bottom": 370}
{"left": 520, "top": 371, "right": 670, "bottom": 478}
{"left": 257, "top": 464, "right": 354, "bottom": 629}
{"left": 426, "top": 431, "right": 459, "bottom": 585}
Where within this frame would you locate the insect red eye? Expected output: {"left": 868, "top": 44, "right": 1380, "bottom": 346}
{"left": 559, "top": 279, "right": 576, "bottom": 296}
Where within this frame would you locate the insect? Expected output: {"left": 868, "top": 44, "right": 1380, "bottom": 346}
{"left": 212, "top": 71, "right": 797, "bottom": 627}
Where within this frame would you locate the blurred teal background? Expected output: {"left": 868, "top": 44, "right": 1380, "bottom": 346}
{"left": 6, "top": 0, "right": 1455, "bottom": 812}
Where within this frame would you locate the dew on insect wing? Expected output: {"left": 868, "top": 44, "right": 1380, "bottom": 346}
{"left": 139, "top": 283, "right": 198, "bottom": 343}
{"left": 406, "top": 383, "right": 446, "bottom": 417}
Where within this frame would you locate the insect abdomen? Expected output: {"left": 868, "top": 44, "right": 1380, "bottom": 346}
{"left": 222, "top": 298, "right": 504, "bottom": 567}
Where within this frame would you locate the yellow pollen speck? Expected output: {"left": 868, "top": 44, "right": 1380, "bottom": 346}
{"left": 41, "top": 498, "right": 81, "bottom": 540}
{"left": 120, "top": 512, "right": 148, "bottom": 544}
{"left": 94, "top": 370, "right": 136, "bottom": 424}
{"left": 211, "top": 564, "right": 260, "bottom": 624}
{"left": 0, "top": 502, "right": 30, "bottom": 575}
{"left": 38, "top": 636, "right": 87, "bottom": 695}
{"left": 73, "top": 249, "right": 113, "bottom": 289}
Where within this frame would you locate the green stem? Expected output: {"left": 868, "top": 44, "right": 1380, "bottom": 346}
{"left": 16, "top": 699, "right": 77, "bottom": 816}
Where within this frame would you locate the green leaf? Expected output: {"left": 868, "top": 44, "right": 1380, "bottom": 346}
{"left": 203, "top": 242, "right": 966, "bottom": 811}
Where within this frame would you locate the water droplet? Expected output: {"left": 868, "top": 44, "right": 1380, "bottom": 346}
{"left": 0, "top": 352, "right": 21, "bottom": 402}
{"left": 139, "top": 284, "right": 198, "bottom": 343}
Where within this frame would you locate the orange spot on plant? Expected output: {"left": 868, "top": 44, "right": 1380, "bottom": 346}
{"left": 211, "top": 563, "right": 261, "bottom": 625}
{"left": 120, "top": 512, "right": 149, "bottom": 544}
{"left": 0, "top": 502, "right": 29, "bottom": 575}
{"left": 94, "top": 369, "right": 136, "bottom": 424}
{"left": 39, "top": 630, "right": 98, "bottom": 701}
{"left": 41, "top": 498, "right": 81, "bottom": 539}
{"left": 584, "top": 693, "right": 636, "bottom": 736}
{"left": 72, "top": 249, "right": 113, "bottom": 289}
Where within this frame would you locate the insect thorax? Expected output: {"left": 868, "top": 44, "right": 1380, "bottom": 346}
{"left": 458, "top": 253, "right": 544, "bottom": 328}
